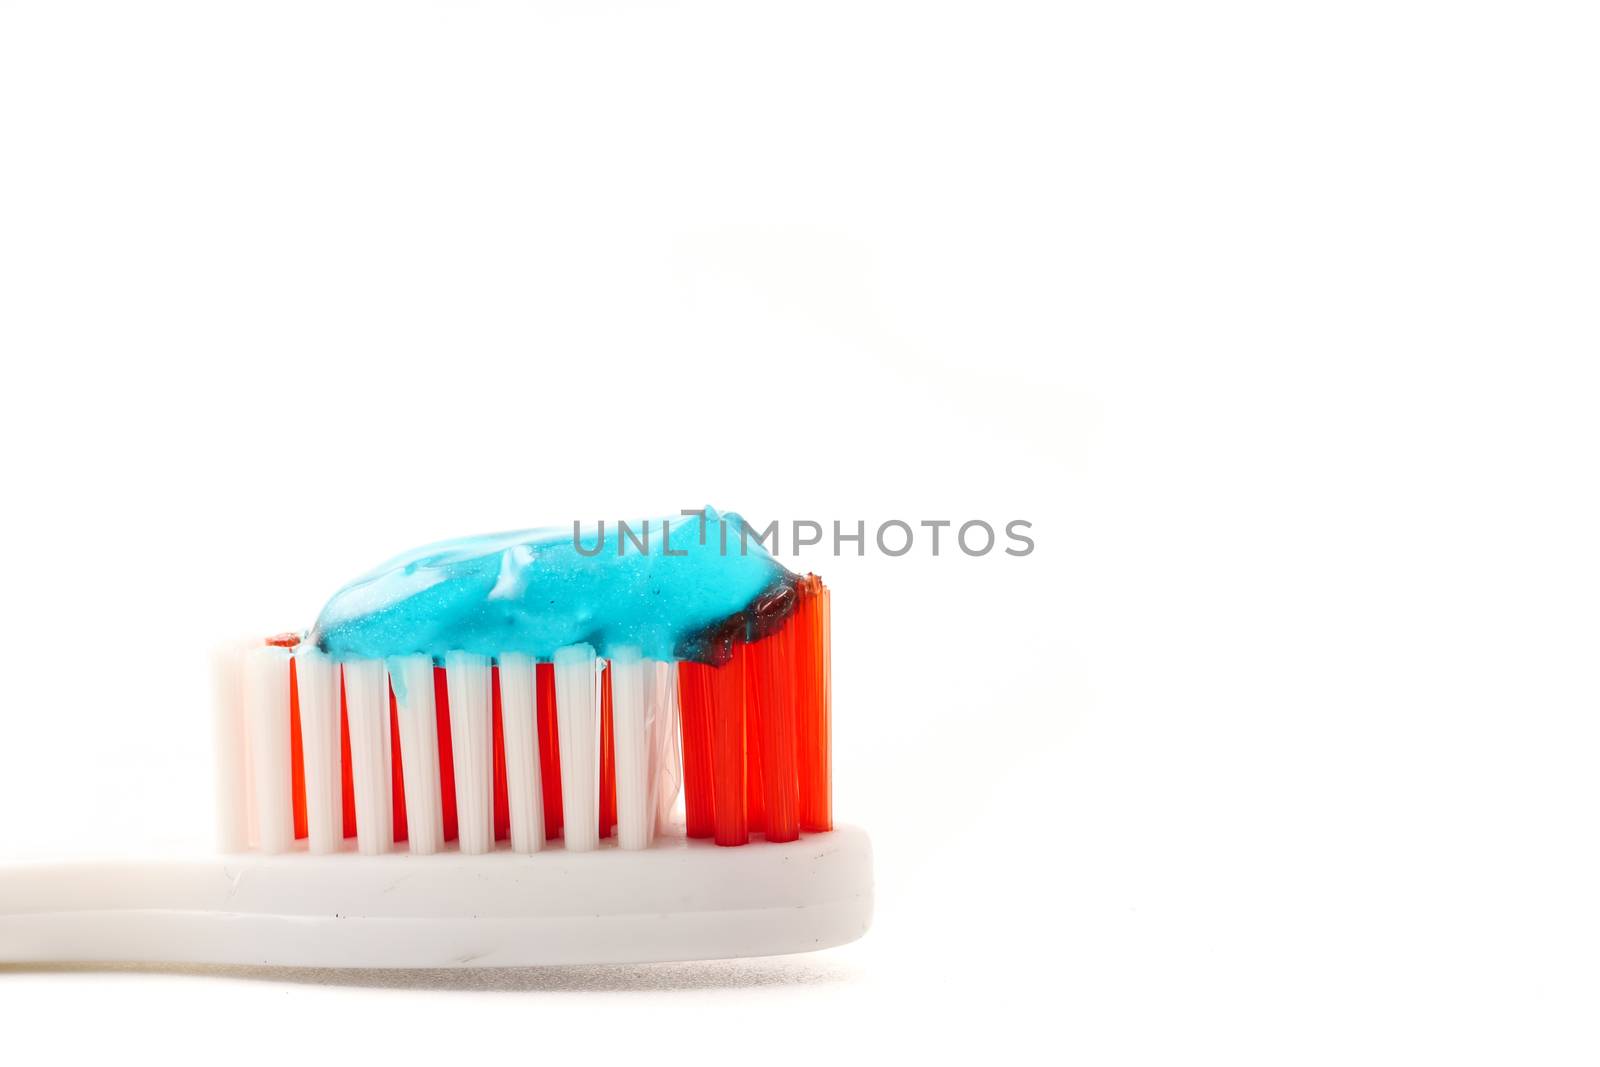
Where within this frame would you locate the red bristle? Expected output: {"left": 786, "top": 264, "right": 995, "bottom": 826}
{"left": 785, "top": 599, "right": 803, "bottom": 739}
{"left": 389, "top": 684, "right": 408, "bottom": 843}
{"left": 491, "top": 665, "right": 510, "bottom": 842}
{"left": 339, "top": 669, "right": 356, "bottom": 838}
{"left": 788, "top": 585, "right": 811, "bottom": 805}
{"left": 677, "top": 661, "right": 717, "bottom": 839}
{"left": 748, "top": 629, "right": 800, "bottom": 841}
{"left": 815, "top": 581, "right": 834, "bottom": 829}
{"left": 599, "top": 666, "right": 618, "bottom": 837}
{"left": 743, "top": 649, "right": 766, "bottom": 833}
{"left": 710, "top": 645, "right": 749, "bottom": 846}
{"left": 434, "top": 666, "right": 458, "bottom": 842}
{"left": 289, "top": 657, "right": 308, "bottom": 840}
{"left": 791, "top": 587, "right": 814, "bottom": 817}
{"left": 536, "top": 661, "right": 564, "bottom": 838}
{"left": 795, "top": 576, "right": 834, "bottom": 831}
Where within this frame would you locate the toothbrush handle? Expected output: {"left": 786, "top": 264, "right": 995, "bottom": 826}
{"left": 0, "top": 828, "right": 873, "bottom": 967}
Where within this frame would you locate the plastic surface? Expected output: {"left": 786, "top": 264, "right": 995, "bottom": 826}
{"left": 0, "top": 826, "right": 872, "bottom": 967}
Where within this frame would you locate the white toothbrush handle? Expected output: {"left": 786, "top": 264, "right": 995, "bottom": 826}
{"left": 0, "top": 827, "right": 872, "bottom": 967}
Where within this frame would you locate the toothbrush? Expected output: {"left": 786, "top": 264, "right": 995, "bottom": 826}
{"left": 0, "top": 510, "right": 872, "bottom": 967}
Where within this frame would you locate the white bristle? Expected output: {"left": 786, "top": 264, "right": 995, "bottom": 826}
{"left": 444, "top": 651, "right": 494, "bottom": 855}
{"left": 609, "top": 648, "right": 650, "bottom": 850}
{"left": 653, "top": 660, "right": 683, "bottom": 834}
{"left": 242, "top": 646, "right": 294, "bottom": 854}
{"left": 497, "top": 652, "right": 544, "bottom": 853}
{"left": 294, "top": 649, "right": 344, "bottom": 854}
{"left": 342, "top": 659, "right": 393, "bottom": 855}
{"left": 211, "top": 641, "right": 251, "bottom": 853}
{"left": 389, "top": 655, "right": 445, "bottom": 855}
{"left": 553, "top": 643, "right": 600, "bottom": 852}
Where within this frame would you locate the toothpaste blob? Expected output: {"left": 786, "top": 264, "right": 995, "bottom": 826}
{"left": 309, "top": 508, "right": 795, "bottom": 666}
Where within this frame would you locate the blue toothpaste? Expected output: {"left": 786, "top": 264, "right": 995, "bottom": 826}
{"left": 309, "top": 508, "right": 794, "bottom": 665}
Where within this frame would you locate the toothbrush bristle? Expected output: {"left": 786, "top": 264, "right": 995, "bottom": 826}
{"left": 536, "top": 661, "right": 563, "bottom": 838}
{"left": 432, "top": 666, "right": 458, "bottom": 842}
{"left": 224, "top": 576, "right": 832, "bottom": 854}
{"left": 553, "top": 645, "right": 600, "bottom": 852}
{"left": 390, "top": 654, "right": 443, "bottom": 853}
{"left": 339, "top": 675, "right": 356, "bottom": 837}
{"left": 342, "top": 659, "right": 394, "bottom": 854}
{"left": 243, "top": 646, "right": 293, "bottom": 852}
{"left": 599, "top": 667, "right": 618, "bottom": 838}
{"left": 389, "top": 686, "right": 408, "bottom": 844}
{"left": 745, "top": 647, "right": 767, "bottom": 834}
{"left": 677, "top": 660, "right": 716, "bottom": 839}
{"left": 445, "top": 651, "right": 495, "bottom": 855}
{"left": 795, "top": 576, "right": 833, "bottom": 831}
{"left": 669, "top": 576, "right": 832, "bottom": 845}
{"left": 610, "top": 650, "right": 652, "bottom": 850}
{"left": 289, "top": 658, "right": 308, "bottom": 841}
{"left": 749, "top": 629, "right": 799, "bottom": 842}
{"left": 294, "top": 650, "right": 343, "bottom": 852}
{"left": 491, "top": 666, "right": 511, "bottom": 843}
{"left": 710, "top": 642, "right": 749, "bottom": 846}
{"left": 497, "top": 652, "right": 544, "bottom": 852}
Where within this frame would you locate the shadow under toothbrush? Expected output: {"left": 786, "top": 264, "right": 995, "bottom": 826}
{"left": 0, "top": 954, "right": 860, "bottom": 993}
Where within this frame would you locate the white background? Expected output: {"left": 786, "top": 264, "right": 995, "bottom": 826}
{"left": 1, "top": 1, "right": 1597, "bottom": 1062}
